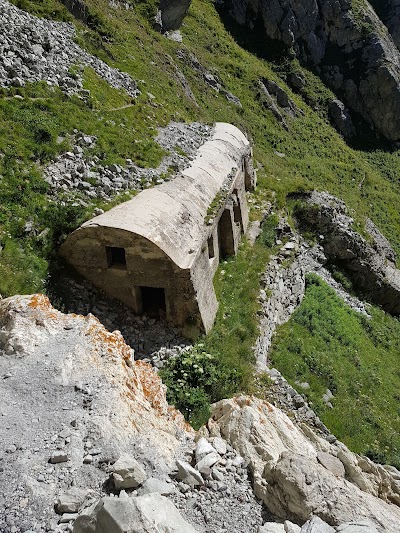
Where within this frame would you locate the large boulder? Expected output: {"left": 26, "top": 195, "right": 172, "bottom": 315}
{"left": 73, "top": 492, "right": 198, "bottom": 533}
{"left": 208, "top": 396, "right": 400, "bottom": 531}
{"left": 225, "top": 0, "right": 400, "bottom": 142}
{"left": 156, "top": 0, "right": 192, "bottom": 31}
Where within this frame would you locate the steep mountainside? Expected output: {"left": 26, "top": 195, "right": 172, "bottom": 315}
{"left": 1, "top": 0, "right": 400, "bottom": 530}
{"left": 225, "top": 0, "right": 400, "bottom": 141}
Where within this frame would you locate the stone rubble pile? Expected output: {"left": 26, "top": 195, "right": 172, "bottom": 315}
{"left": 0, "top": 0, "right": 139, "bottom": 97}
{"left": 44, "top": 122, "right": 212, "bottom": 203}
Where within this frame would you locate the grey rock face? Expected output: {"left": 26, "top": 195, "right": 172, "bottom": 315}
{"left": 328, "top": 99, "right": 355, "bottom": 139}
{"left": 138, "top": 477, "right": 176, "bottom": 496}
{"left": 294, "top": 191, "right": 400, "bottom": 315}
{"left": 111, "top": 454, "right": 147, "bottom": 489}
{"left": 300, "top": 516, "right": 335, "bottom": 533}
{"left": 176, "top": 459, "right": 204, "bottom": 486}
{"left": 73, "top": 492, "right": 198, "bottom": 533}
{"left": 375, "top": 0, "right": 400, "bottom": 50}
{"left": 336, "top": 521, "right": 380, "bottom": 533}
{"left": 255, "top": 221, "right": 369, "bottom": 370}
{"left": 157, "top": 0, "right": 192, "bottom": 31}
{"left": 226, "top": 0, "right": 400, "bottom": 142}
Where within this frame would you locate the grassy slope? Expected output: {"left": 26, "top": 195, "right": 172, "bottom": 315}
{"left": 270, "top": 275, "right": 400, "bottom": 468}
{"left": 1, "top": 0, "right": 400, "bottom": 453}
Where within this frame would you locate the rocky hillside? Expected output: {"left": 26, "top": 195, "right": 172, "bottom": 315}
{"left": 2, "top": 0, "right": 400, "bottom": 531}
{"left": 2, "top": 295, "right": 400, "bottom": 532}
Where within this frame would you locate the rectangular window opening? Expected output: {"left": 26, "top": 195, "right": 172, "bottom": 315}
{"left": 106, "top": 246, "right": 127, "bottom": 269}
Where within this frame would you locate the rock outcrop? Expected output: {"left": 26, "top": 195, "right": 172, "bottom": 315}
{"left": 0, "top": 294, "right": 193, "bottom": 532}
{"left": 293, "top": 191, "right": 400, "bottom": 314}
{"left": 372, "top": 0, "right": 400, "bottom": 51}
{"left": 208, "top": 396, "right": 400, "bottom": 531}
{"left": 155, "top": 0, "right": 192, "bottom": 31}
{"left": 2, "top": 295, "right": 400, "bottom": 532}
{"left": 226, "top": 0, "right": 400, "bottom": 142}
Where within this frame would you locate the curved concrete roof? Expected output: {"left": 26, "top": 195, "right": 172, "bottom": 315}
{"left": 76, "top": 123, "right": 250, "bottom": 269}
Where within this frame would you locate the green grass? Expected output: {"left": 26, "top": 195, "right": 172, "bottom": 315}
{"left": 270, "top": 274, "right": 400, "bottom": 467}
{"left": 160, "top": 222, "right": 273, "bottom": 428}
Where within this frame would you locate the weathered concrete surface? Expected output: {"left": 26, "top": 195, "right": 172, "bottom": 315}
{"left": 60, "top": 123, "right": 255, "bottom": 335}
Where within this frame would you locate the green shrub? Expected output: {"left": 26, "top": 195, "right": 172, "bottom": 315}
{"left": 160, "top": 346, "right": 240, "bottom": 428}
{"left": 260, "top": 213, "right": 279, "bottom": 248}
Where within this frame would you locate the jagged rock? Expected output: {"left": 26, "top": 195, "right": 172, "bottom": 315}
{"left": 56, "top": 489, "right": 88, "bottom": 514}
{"left": 317, "top": 451, "right": 345, "bottom": 478}
{"left": 210, "top": 396, "right": 400, "bottom": 531}
{"left": 195, "top": 451, "right": 221, "bottom": 473}
{"left": 156, "top": 0, "right": 192, "bottom": 31}
{"left": 195, "top": 437, "right": 217, "bottom": 462}
{"left": 176, "top": 459, "right": 204, "bottom": 486}
{"left": 287, "top": 71, "right": 306, "bottom": 90}
{"left": 259, "top": 523, "right": 285, "bottom": 532}
{"left": 328, "top": 100, "right": 355, "bottom": 139}
{"left": 226, "top": 0, "right": 400, "bottom": 141}
{"left": 73, "top": 492, "right": 198, "bottom": 533}
{"left": 258, "top": 79, "right": 288, "bottom": 130}
{"left": 285, "top": 521, "right": 301, "bottom": 533}
{"left": 300, "top": 516, "right": 335, "bottom": 532}
{"left": 211, "top": 436, "right": 227, "bottom": 455}
{"left": 112, "top": 454, "right": 147, "bottom": 489}
{"left": 60, "top": 0, "right": 88, "bottom": 23}
{"left": 293, "top": 191, "right": 400, "bottom": 315}
{"left": 49, "top": 451, "right": 68, "bottom": 463}
{"left": 138, "top": 477, "right": 176, "bottom": 496}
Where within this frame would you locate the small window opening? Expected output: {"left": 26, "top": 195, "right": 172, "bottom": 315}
{"left": 208, "top": 235, "right": 215, "bottom": 259}
{"left": 106, "top": 246, "right": 127, "bottom": 269}
{"left": 232, "top": 190, "right": 243, "bottom": 231}
{"left": 141, "top": 286, "right": 166, "bottom": 317}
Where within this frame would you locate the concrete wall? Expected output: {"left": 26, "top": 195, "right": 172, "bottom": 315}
{"left": 60, "top": 123, "right": 254, "bottom": 336}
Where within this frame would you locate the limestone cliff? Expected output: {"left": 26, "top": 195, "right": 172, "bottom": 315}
{"left": 225, "top": 0, "right": 400, "bottom": 142}
{"left": 2, "top": 295, "right": 400, "bottom": 532}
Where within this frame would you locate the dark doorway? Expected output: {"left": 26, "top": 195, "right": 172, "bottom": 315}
{"left": 106, "top": 246, "right": 127, "bottom": 269}
{"left": 141, "top": 286, "right": 166, "bottom": 317}
{"left": 218, "top": 209, "right": 235, "bottom": 258}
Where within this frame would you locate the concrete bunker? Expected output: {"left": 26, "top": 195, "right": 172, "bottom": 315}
{"left": 60, "top": 122, "right": 256, "bottom": 335}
